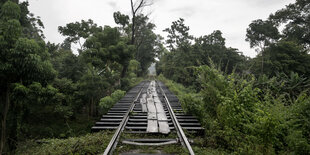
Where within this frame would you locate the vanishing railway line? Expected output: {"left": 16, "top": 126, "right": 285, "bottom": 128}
{"left": 92, "top": 81, "right": 203, "bottom": 155}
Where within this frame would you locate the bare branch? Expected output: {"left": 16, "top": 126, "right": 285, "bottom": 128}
{"left": 134, "top": 0, "right": 145, "bottom": 14}
{"left": 133, "top": 0, "right": 153, "bottom": 15}
{"left": 131, "top": 0, "right": 135, "bottom": 15}
{"left": 130, "top": 0, "right": 153, "bottom": 45}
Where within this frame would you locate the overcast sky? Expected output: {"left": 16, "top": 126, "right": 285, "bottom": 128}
{"left": 24, "top": 0, "right": 295, "bottom": 57}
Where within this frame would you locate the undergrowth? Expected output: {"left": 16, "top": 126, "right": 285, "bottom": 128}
{"left": 16, "top": 131, "right": 114, "bottom": 155}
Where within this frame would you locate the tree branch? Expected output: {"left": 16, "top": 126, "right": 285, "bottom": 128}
{"left": 134, "top": 0, "right": 145, "bottom": 14}
{"left": 131, "top": 0, "right": 135, "bottom": 15}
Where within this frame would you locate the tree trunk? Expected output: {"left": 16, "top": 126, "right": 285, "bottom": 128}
{"left": 87, "top": 104, "right": 89, "bottom": 120}
{"left": 121, "top": 65, "right": 128, "bottom": 78}
{"left": 93, "top": 101, "right": 96, "bottom": 116}
{"left": 0, "top": 88, "right": 10, "bottom": 155}
{"left": 261, "top": 50, "right": 264, "bottom": 74}
{"left": 8, "top": 102, "right": 17, "bottom": 152}
{"left": 130, "top": 0, "right": 135, "bottom": 45}
{"left": 131, "top": 16, "right": 135, "bottom": 45}
{"left": 91, "top": 97, "right": 94, "bottom": 117}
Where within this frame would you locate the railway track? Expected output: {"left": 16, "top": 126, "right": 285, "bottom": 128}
{"left": 92, "top": 81, "right": 203, "bottom": 154}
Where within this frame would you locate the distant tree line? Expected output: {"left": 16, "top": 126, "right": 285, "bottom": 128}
{"left": 157, "top": 0, "right": 310, "bottom": 88}
{"left": 156, "top": 18, "right": 247, "bottom": 88}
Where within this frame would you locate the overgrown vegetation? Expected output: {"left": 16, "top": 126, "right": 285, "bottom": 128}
{"left": 156, "top": 1, "right": 310, "bottom": 153}
{"left": 15, "top": 131, "right": 113, "bottom": 155}
{"left": 159, "top": 65, "right": 310, "bottom": 154}
{"left": 1, "top": 0, "right": 310, "bottom": 154}
{"left": 0, "top": 0, "right": 158, "bottom": 153}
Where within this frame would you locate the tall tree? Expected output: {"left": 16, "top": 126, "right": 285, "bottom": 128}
{"left": 164, "top": 18, "right": 193, "bottom": 51}
{"left": 130, "top": 0, "right": 152, "bottom": 45}
{"left": 58, "top": 19, "right": 102, "bottom": 52}
{"left": 113, "top": 11, "right": 130, "bottom": 37}
{"left": 114, "top": 12, "right": 163, "bottom": 76}
{"left": 246, "top": 0, "right": 310, "bottom": 76}
{"left": 246, "top": 19, "right": 280, "bottom": 74}
{"left": 0, "top": 1, "right": 55, "bottom": 153}
{"left": 133, "top": 15, "right": 163, "bottom": 75}
{"left": 80, "top": 26, "right": 135, "bottom": 116}
{"left": 269, "top": 0, "right": 310, "bottom": 49}
{"left": 18, "top": 1, "right": 45, "bottom": 40}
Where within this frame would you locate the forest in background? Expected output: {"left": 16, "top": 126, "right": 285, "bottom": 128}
{"left": 0, "top": 0, "right": 309, "bottom": 154}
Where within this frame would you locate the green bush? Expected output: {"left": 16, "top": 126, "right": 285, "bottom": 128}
{"left": 99, "top": 89, "right": 125, "bottom": 114}
{"left": 111, "top": 89, "right": 126, "bottom": 102}
{"left": 193, "top": 66, "right": 292, "bottom": 153}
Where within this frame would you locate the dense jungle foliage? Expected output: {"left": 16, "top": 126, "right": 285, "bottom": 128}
{"left": 0, "top": 0, "right": 162, "bottom": 153}
{"left": 157, "top": 0, "right": 310, "bottom": 154}
{"left": 0, "top": 0, "right": 309, "bottom": 154}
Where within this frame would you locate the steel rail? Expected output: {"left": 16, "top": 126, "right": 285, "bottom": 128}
{"left": 103, "top": 82, "right": 146, "bottom": 155}
{"left": 156, "top": 81, "right": 195, "bottom": 155}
